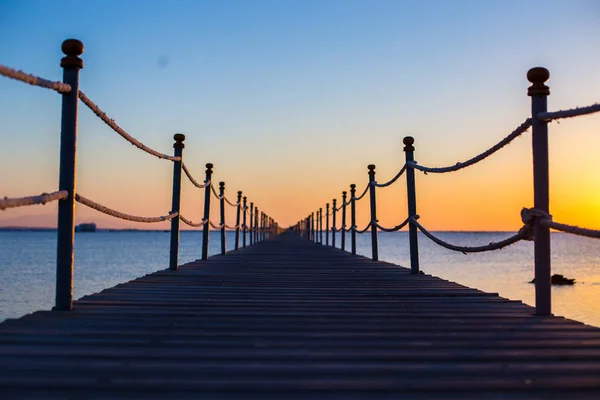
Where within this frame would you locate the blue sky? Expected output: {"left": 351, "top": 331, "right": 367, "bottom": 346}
{"left": 1, "top": 0, "right": 599, "bottom": 229}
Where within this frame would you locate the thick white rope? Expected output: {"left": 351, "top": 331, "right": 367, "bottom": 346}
{"left": 182, "top": 163, "right": 208, "bottom": 188}
{"left": 374, "top": 165, "right": 407, "bottom": 188}
{"left": 409, "top": 119, "right": 532, "bottom": 174}
{"left": 224, "top": 196, "right": 240, "bottom": 207}
{"left": 542, "top": 219, "right": 600, "bottom": 239}
{"left": 78, "top": 91, "right": 181, "bottom": 162}
{"left": 180, "top": 216, "right": 207, "bottom": 227}
{"left": 538, "top": 104, "right": 600, "bottom": 122}
{"left": 76, "top": 194, "right": 178, "bottom": 223}
{"left": 410, "top": 216, "right": 530, "bottom": 254}
{"left": 375, "top": 217, "right": 410, "bottom": 232}
{"left": 210, "top": 183, "right": 224, "bottom": 200}
{"left": 353, "top": 183, "right": 370, "bottom": 202}
{"left": 0, "top": 190, "right": 68, "bottom": 210}
{"left": 209, "top": 220, "right": 224, "bottom": 230}
{"left": 0, "top": 65, "right": 72, "bottom": 93}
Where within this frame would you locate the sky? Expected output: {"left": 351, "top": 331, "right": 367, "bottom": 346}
{"left": 1, "top": 0, "right": 599, "bottom": 231}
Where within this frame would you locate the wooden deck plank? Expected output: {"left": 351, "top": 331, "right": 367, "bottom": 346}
{"left": 1, "top": 231, "right": 599, "bottom": 398}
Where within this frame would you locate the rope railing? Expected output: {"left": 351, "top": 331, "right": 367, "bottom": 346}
{"left": 0, "top": 64, "right": 72, "bottom": 93}
{"left": 538, "top": 103, "right": 600, "bottom": 122}
{"left": 410, "top": 216, "right": 531, "bottom": 254}
{"left": 78, "top": 91, "right": 181, "bottom": 162}
{"left": 375, "top": 217, "right": 410, "bottom": 233}
{"left": 374, "top": 165, "right": 407, "bottom": 188}
{"left": 1, "top": 38, "right": 279, "bottom": 312}
{"left": 182, "top": 163, "right": 209, "bottom": 188}
{"left": 75, "top": 194, "right": 178, "bottom": 223}
{"left": 180, "top": 216, "right": 207, "bottom": 227}
{"left": 293, "top": 67, "right": 599, "bottom": 318}
{"left": 0, "top": 190, "right": 69, "bottom": 210}
{"left": 210, "top": 183, "right": 223, "bottom": 200}
{"left": 409, "top": 118, "right": 532, "bottom": 174}
{"left": 353, "top": 183, "right": 370, "bottom": 202}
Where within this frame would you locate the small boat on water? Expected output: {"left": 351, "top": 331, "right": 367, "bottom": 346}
{"left": 75, "top": 223, "right": 97, "bottom": 232}
{"left": 530, "top": 274, "right": 575, "bottom": 285}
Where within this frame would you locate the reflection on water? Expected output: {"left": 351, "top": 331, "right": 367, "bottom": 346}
{"left": 1, "top": 231, "right": 599, "bottom": 327}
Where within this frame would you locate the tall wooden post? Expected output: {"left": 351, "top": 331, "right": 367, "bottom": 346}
{"left": 404, "top": 137, "right": 420, "bottom": 274}
{"left": 55, "top": 39, "right": 84, "bottom": 311}
{"left": 341, "top": 192, "right": 347, "bottom": 251}
{"left": 368, "top": 164, "right": 379, "bottom": 261}
{"left": 254, "top": 208, "right": 259, "bottom": 243}
{"left": 350, "top": 184, "right": 357, "bottom": 255}
{"left": 169, "top": 134, "right": 185, "bottom": 271}
{"left": 242, "top": 196, "right": 247, "bottom": 248}
{"left": 201, "top": 163, "right": 213, "bottom": 260}
{"left": 234, "top": 191, "right": 242, "bottom": 250}
{"left": 319, "top": 208, "right": 323, "bottom": 244}
{"left": 219, "top": 182, "right": 226, "bottom": 254}
{"left": 311, "top": 212, "right": 315, "bottom": 242}
{"left": 332, "top": 199, "right": 337, "bottom": 248}
{"left": 528, "top": 67, "right": 552, "bottom": 316}
{"left": 325, "top": 203, "right": 330, "bottom": 246}
{"left": 249, "top": 203, "right": 254, "bottom": 245}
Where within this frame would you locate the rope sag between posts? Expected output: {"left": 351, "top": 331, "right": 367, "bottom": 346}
{"left": 521, "top": 207, "right": 600, "bottom": 239}
{"left": 354, "top": 222, "right": 372, "bottom": 234}
{"left": 1, "top": 190, "right": 68, "bottom": 210}
{"left": 180, "top": 216, "right": 207, "bottom": 227}
{"left": 78, "top": 91, "right": 181, "bottom": 162}
{"left": 209, "top": 220, "right": 224, "bottom": 230}
{"left": 374, "top": 165, "right": 407, "bottom": 188}
{"left": 538, "top": 103, "right": 600, "bottom": 122}
{"left": 353, "top": 183, "right": 370, "bottom": 202}
{"left": 375, "top": 217, "right": 410, "bottom": 232}
{"left": 210, "top": 184, "right": 224, "bottom": 200}
{"left": 0, "top": 65, "right": 72, "bottom": 93}
{"left": 410, "top": 216, "right": 530, "bottom": 254}
{"left": 76, "top": 194, "right": 178, "bottom": 223}
{"left": 224, "top": 196, "right": 240, "bottom": 207}
{"left": 409, "top": 118, "right": 532, "bottom": 174}
{"left": 182, "top": 163, "right": 208, "bottom": 188}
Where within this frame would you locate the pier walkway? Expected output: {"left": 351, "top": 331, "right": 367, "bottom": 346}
{"left": 1, "top": 232, "right": 600, "bottom": 399}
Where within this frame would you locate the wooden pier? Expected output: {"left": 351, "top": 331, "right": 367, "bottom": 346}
{"left": 1, "top": 232, "right": 599, "bottom": 398}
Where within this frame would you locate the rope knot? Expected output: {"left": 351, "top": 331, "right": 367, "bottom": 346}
{"left": 520, "top": 208, "right": 552, "bottom": 240}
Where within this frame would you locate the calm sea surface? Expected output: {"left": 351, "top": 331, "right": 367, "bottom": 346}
{"left": 1, "top": 231, "right": 599, "bottom": 327}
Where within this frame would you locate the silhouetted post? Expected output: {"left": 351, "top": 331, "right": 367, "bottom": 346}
{"left": 306, "top": 216, "right": 310, "bottom": 239}
{"left": 260, "top": 212, "right": 264, "bottom": 241}
{"left": 234, "top": 191, "right": 242, "bottom": 250}
{"left": 311, "top": 212, "right": 315, "bottom": 242}
{"left": 368, "top": 165, "right": 379, "bottom": 261}
{"left": 319, "top": 208, "right": 323, "bottom": 244}
{"left": 404, "top": 137, "right": 420, "bottom": 274}
{"left": 201, "top": 163, "right": 213, "bottom": 260}
{"left": 55, "top": 39, "right": 84, "bottom": 311}
{"left": 242, "top": 196, "right": 247, "bottom": 247}
{"left": 528, "top": 67, "right": 552, "bottom": 316}
{"left": 169, "top": 134, "right": 185, "bottom": 271}
{"left": 350, "top": 184, "right": 357, "bottom": 255}
{"left": 249, "top": 203, "right": 254, "bottom": 245}
{"left": 254, "top": 208, "right": 259, "bottom": 243}
{"left": 219, "top": 182, "right": 226, "bottom": 254}
{"left": 341, "top": 192, "right": 347, "bottom": 251}
{"left": 325, "top": 203, "right": 330, "bottom": 246}
{"left": 332, "top": 199, "right": 337, "bottom": 248}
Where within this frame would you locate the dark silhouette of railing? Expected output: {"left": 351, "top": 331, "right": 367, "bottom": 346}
{"left": 0, "top": 39, "right": 279, "bottom": 311}
{"left": 294, "top": 67, "right": 600, "bottom": 317}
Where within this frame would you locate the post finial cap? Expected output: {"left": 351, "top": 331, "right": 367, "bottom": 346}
{"left": 350, "top": 184, "right": 356, "bottom": 190}
{"left": 527, "top": 67, "right": 550, "bottom": 96}
{"left": 205, "top": 163, "right": 213, "bottom": 169}
{"left": 219, "top": 181, "right": 225, "bottom": 188}
{"left": 342, "top": 191, "right": 347, "bottom": 196}
{"left": 237, "top": 191, "right": 242, "bottom": 195}
{"left": 62, "top": 39, "right": 84, "bottom": 56}
{"left": 367, "top": 164, "right": 376, "bottom": 171}
{"left": 173, "top": 133, "right": 185, "bottom": 142}
{"left": 403, "top": 136, "right": 415, "bottom": 151}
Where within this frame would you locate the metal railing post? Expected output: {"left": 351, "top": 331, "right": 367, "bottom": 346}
{"left": 169, "top": 134, "right": 185, "bottom": 271}
{"left": 311, "top": 212, "right": 315, "bottom": 242}
{"left": 332, "top": 199, "right": 337, "bottom": 248}
{"left": 404, "top": 137, "right": 420, "bottom": 274}
{"left": 341, "top": 192, "right": 347, "bottom": 251}
{"left": 254, "top": 208, "right": 259, "bottom": 243}
{"left": 249, "top": 203, "right": 254, "bottom": 245}
{"left": 368, "top": 164, "right": 379, "bottom": 261}
{"left": 325, "top": 203, "right": 330, "bottom": 246}
{"left": 528, "top": 67, "right": 552, "bottom": 316}
{"left": 234, "top": 191, "right": 242, "bottom": 250}
{"left": 219, "top": 182, "right": 226, "bottom": 254}
{"left": 350, "top": 184, "right": 357, "bottom": 255}
{"left": 201, "top": 163, "right": 213, "bottom": 260}
{"left": 55, "top": 39, "right": 84, "bottom": 311}
{"left": 242, "top": 196, "right": 247, "bottom": 248}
